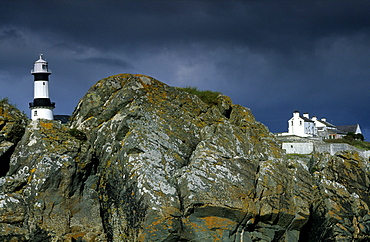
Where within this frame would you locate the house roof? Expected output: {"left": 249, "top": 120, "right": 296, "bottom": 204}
{"left": 300, "top": 116, "right": 314, "bottom": 123}
{"left": 336, "top": 125, "right": 359, "bottom": 133}
{"left": 317, "top": 120, "right": 336, "bottom": 128}
{"left": 327, "top": 129, "right": 347, "bottom": 135}
{"left": 54, "top": 115, "right": 71, "bottom": 124}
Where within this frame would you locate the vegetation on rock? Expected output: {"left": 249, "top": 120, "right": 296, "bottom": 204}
{"left": 324, "top": 136, "right": 370, "bottom": 150}
{"left": 0, "top": 97, "right": 9, "bottom": 104}
{"left": 176, "top": 86, "right": 221, "bottom": 106}
{"left": 344, "top": 132, "right": 365, "bottom": 141}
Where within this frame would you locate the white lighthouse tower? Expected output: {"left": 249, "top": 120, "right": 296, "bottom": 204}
{"left": 29, "top": 54, "right": 55, "bottom": 120}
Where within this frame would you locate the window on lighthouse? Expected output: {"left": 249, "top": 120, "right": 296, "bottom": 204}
{"left": 34, "top": 110, "right": 38, "bottom": 116}
{"left": 43, "top": 82, "right": 45, "bottom": 85}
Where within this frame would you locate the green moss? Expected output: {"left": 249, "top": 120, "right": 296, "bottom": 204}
{"left": 286, "top": 153, "right": 310, "bottom": 159}
{"left": 176, "top": 86, "right": 221, "bottom": 106}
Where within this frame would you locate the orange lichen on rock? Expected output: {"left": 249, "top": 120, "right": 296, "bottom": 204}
{"left": 201, "top": 216, "right": 237, "bottom": 230}
{"left": 138, "top": 216, "right": 175, "bottom": 241}
{"left": 40, "top": 121, "right": 53, "bottom": 129}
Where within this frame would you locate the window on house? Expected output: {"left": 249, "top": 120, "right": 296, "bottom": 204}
{"left": 300, "top": 121, "right": 302, "bottom": 125}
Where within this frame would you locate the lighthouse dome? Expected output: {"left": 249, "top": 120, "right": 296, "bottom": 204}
{"left": 31, "top": 54, "right": 51, "bottom": 74}
{"left": 35, "top": 57, "right": 46, "bottom": 63}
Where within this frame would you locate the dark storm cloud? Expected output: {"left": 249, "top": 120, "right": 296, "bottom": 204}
{"left": 75, "top": 57, "right": 133, "bottom": 69}
{"left": 2, "top": 1, "right": 369, "bottom": 55}
{"left": 0, "top": 1, "right": 369, "bottom": 139}
{"left": 0, "top": 28, "right": 23, "bottom": 42}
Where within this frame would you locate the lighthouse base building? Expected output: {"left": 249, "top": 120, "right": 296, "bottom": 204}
{"left": 29, "top": 103, "right": 55, "bottom": 120}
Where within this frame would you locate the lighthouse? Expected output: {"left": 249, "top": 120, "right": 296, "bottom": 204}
{"left": 29, "top": 54, "right": 55, "bottom": 120}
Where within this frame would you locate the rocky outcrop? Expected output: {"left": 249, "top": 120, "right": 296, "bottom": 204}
{"left": 1, "top": 74, "right": 370, "bottom": 241}
{"left": 0, "top": 99, "right": 28, "bottom": 177}
{"left": 1, "top": 119, "right": 105, "bottom": 241}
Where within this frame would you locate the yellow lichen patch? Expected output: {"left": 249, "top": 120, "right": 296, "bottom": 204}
{"left": 201, "top": 216, "right": 237, "bottom": 230}
{"left": 269, "top": 144, "right": 284, "bottom": 158}
{"left": 40, "top": 121, "right": 53, "bottom": 129}
{"left": 161, "top": 206, "right": 181, "bottom": 217}
{"left": 134, "top": 74, "right": 146, "bottom": 77}
{"left": 0, "top": 107, "right": 12, "bottom": 119}
{"left": 139, "top": 216, "right": 175, "bottom": 241}
{"left": 183, "top": 219, "right": 208, "bottom": 233}
{"left": 27, "top": 174, "right": 33, "bottom": 184}
{"left": 327, "top": 208, "right": 344, "bottom": 221}
{"left": 84, "top": 116, "right": 94, "bottom": 122}
{"left": 64, "top": 232, "right": 87, "bottom": 241}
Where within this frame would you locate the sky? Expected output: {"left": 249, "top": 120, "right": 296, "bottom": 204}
{"left": 0, "top": 1, "right": 369, "bottom": 140}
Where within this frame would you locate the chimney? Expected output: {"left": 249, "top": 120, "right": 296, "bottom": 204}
{"left": 303, "top": 113, "right": 309, "bottom": 119}
{"left": 293, "top": 111, "right": 299, "bottom": 118}
{"left": 312, "top": 116, "right": 317, "bottom": 121}
{"left": 321, "top": 118, "right": 326, "bottom": 122}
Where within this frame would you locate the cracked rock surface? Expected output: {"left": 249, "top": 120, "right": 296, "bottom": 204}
{"left": 1, "top": 74, "right": 370, "bottom": 241}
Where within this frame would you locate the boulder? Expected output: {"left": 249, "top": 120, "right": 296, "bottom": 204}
{"left": 0, "top": 74, "right": 369, "bottom": 241}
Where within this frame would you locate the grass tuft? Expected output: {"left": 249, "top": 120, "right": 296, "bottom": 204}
{"left": 176, "top": 86, "right": 221, "bottom": 106}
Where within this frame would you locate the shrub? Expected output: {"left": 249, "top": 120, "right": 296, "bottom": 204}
{"left": 344, "top": 132, "right": 364, "bottom": 141}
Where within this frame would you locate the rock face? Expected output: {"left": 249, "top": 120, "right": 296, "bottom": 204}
{"left": 0, "top": 99, "right": 28, "bottom": 177}
{"left": 1, "top": 74, "right": 370, "bottom": 241}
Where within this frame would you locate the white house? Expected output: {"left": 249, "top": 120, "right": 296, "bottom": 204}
{"left": 287, "top": 111, "right": 316, "bottom": 137}
{"left": 311, "top": 116, "right": 340, "bottom": 139}
{"left": 279, "top": 111, "right": 362, "bottom": 139}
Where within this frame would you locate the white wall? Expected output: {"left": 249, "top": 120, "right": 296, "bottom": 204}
{"left": 34, "top": 81, "right": 49, "bottom": 98}
{"left": 31, "top": 108, "right": 54, "bottom": 120}
{"left": 356, "top": 125, "right": 362, "bottom": 134}
{"left": 282, "top": 142, "right": 370, "bottom": 158}
{"left": 289, "top": 117, "right": 311, "bottom": 137}
{"left": 282, "top": 142, "right": 314, "bottom": 154}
